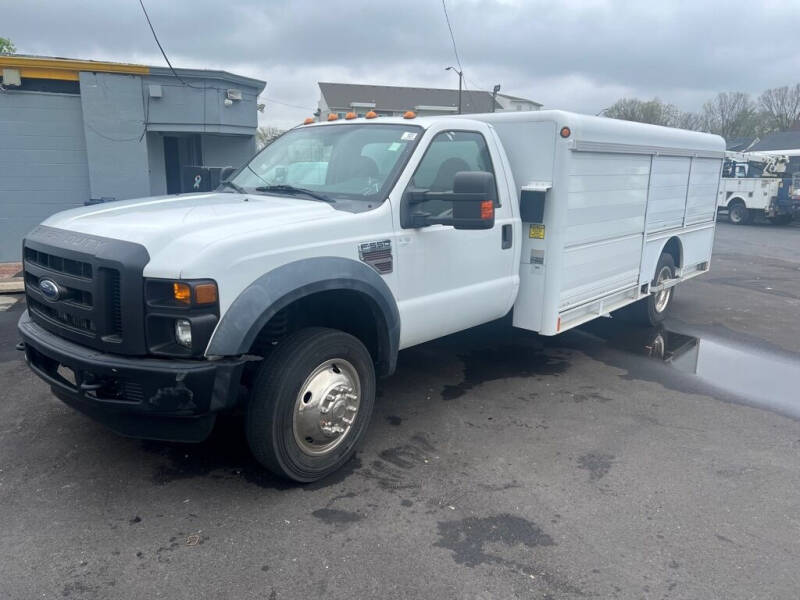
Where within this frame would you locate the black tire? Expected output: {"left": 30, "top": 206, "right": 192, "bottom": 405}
{"left": 768, "top": 214, "right": 792, "bottom": 225}
{"left": 728, "top": 201, "right": 751, "bottom": 225}
{"left": 615, "top": 253, "right": 676, "bottom": 326}
{"left": 245, "top": 327, "right": 375, "bottom": 483}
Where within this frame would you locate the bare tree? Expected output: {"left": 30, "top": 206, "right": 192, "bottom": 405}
{"left": 700, "top": 92, "right": 762, "bottom": 139}
{"left": 604, "top": 97, "right": 680, "bottom": 127}
{"left": 256, "top": 126, "right": 285, "bottom": 149}
{"left": 674, "top": 111, "right": 704, "bottom": 131}
{"left": 759, "top": 84, "right": 800, "bottom": 131}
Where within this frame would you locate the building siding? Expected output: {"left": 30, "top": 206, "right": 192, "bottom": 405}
{"left": 0, "top": 91, "right": 90, "bottom": 261}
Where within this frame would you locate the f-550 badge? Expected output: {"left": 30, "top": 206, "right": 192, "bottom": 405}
{"left": 358, "top": 240, "right": 393, "bottom": 275}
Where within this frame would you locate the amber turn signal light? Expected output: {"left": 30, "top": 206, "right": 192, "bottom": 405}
{"left": 480, "top": 200, "right": 494, "bottom": 220}
{"left": 173, "top": 282, "right": 191, "bottom": 304}
{"left": 194, "top": 282, "right": 218, "bottom": 305}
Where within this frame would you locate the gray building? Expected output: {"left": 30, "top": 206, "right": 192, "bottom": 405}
{"left": 317, "top": 82, "right": 540, "bottom": 120}
{"left": 0, "top": 55, "right": 265, "bottom": 261}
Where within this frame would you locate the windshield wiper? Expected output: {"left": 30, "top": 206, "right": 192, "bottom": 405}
{"left": 219, "top": 180, "right": 246, "bottom": 194}
{"left": 254, "top": 184, "right": 334, "bottom": 204}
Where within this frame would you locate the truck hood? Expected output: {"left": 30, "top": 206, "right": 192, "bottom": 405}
{"left": 41, "top": 192, "right": 337, "bottom": 250}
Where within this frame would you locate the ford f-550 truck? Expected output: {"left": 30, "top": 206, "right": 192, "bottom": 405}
{"left": 17, "top": 110, "right": 725, "bottom": 482}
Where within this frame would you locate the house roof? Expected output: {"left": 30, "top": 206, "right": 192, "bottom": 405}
{"left": 319, "top": 82, "right": 505, "bottom": 113}
{"left": 726, "top": 136, "right": 758, "bottom": 151}
{"left": 750, "top": 131, "right": 800, "bottom": 152}
{"left": 496, "top": 92, "right": 542, "bottom": 106}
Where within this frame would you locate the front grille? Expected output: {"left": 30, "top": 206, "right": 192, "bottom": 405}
{"left": 28, "top": 297, "right": 95, "bottom": 334}
{"left": 24, "top": 247, "right": 93, "bottom": 279}
{"left": 106, "top": 268, "right": 123, "bottom": 336}
{"left": 23, "top": 226, "right": 150, "bottom": 355}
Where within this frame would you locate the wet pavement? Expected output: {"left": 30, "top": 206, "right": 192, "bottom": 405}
{"left": 1, "top": 221, "right": 800, "bottom": 599}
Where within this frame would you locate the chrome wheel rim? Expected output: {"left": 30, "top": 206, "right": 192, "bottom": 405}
{"left": 293, "top": 359, "right": 361, "bottom": 456}
{"left": 654, "top": 265, "right": 672, "bottom": 313}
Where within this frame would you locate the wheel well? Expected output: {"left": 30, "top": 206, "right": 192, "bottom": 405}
{"left": 727, "top": 196, "right": 745, "bottom": 208}
{"left": 248, "top": 289, "right": 386, "bottom": 372}
{"left": 662, "top": 237, "right": 682, "bottom": 269}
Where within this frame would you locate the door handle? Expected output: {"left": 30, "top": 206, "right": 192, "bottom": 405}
{"left": 501, "top": 224, "right": 512, "bottom": 249}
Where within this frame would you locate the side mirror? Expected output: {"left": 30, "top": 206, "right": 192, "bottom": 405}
{"left": 220, "top": 166, "right": 237, "bottom": 182}
{"left": 402, "top": 171, "right": 497, "bottom": 229}
{"left": 450, "top": 171, "right": 496, "bottom": 230}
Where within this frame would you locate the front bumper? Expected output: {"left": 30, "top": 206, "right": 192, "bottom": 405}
{"left": 18, "top": 310, "right": 248, "bottom": 442}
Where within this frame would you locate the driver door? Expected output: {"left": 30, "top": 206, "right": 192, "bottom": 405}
{"left": 392, "top": 124, "right": 518, "bottom": 349}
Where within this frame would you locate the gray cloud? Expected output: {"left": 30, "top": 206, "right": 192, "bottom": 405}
{"left": 6, "top": 0, "right": 800, "bottom": 128}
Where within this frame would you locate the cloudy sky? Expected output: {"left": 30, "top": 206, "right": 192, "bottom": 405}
{"left": 6, "top": 0, "right": 800, "bottom": 129}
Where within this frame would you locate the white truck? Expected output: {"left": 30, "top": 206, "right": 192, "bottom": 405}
{"left": 17, "top": 110, "right": 724, "bottom": 482}
{"left": 717, "top": 151, "right": 793, "bottom": 225}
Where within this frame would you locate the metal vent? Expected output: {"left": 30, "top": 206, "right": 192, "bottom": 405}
{"left": 358, "top": 240, "right": 393, "bottom": 274}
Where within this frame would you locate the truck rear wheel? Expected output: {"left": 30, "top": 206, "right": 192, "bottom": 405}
{"left": 246, "top": 327, "right": 375, "bottom": 483}
{"left": 728, "top": 200, "right": 751, "bottom": 225}
{"left": 615, "top": 253, "right": 676, "bottom": 326}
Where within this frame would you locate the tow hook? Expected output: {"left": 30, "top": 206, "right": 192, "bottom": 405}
{"left": 15, "top": 341, "right": 25, "bottom": 352}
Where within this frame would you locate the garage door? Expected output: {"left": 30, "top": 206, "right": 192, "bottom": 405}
{"left": 0, "top": 91, "right": 90, "bottom": 261}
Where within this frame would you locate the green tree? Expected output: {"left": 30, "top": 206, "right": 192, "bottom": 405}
{"left": 0, "top": 37, "right": 16, "bottom": 54}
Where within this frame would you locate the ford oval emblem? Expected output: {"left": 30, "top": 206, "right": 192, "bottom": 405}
{"left": 39, "top": 279, "right": 62, "bottom": 301}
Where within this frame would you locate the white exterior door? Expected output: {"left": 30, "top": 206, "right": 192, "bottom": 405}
{"left": 391, "top": 124, "right": 518, "bottom": 349}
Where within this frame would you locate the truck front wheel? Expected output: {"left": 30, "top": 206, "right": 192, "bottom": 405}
{"left": 728, "top": 200, "right": 751, "bottom": 225}
{"left": 246, "top": 327, "right": 375, "bottom": 483}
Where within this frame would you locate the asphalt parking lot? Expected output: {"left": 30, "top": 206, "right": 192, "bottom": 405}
{"left": 1, "top": 221, "right": 799, "bottom": 600}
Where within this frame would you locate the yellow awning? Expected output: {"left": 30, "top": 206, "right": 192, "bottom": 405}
{"left": 0, "top": 56, "right": 150, "bottom": 81}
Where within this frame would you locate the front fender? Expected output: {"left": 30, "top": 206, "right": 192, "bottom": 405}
{"left": 206, "top": 257, "right": 400, "bottom": 375}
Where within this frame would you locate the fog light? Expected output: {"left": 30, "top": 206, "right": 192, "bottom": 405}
{"left": 175, "top": 319, "right": 192, "bottom": 348}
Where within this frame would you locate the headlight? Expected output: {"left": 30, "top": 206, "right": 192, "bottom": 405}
{"left": 144, "top": 279, "right": 219, "bottom": 357}
{"left": 175, "top": 319, "right": 192, "bottom": 347}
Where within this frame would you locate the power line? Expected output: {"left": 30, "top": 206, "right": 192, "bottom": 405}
{"left": 262, "top": 96, "right": 315, "bottom": 111}
{"left": 441, "top": 0, "right": 463, "bottom": 73}
{"left": 137, "top": 0, "right": 203, "bottom": 89}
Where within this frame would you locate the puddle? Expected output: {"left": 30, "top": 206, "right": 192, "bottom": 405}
{"left": 580, "top": 320, "right": 800, "bottom": 419}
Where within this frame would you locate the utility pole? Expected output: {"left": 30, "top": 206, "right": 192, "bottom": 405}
{"left": 445, "top": 66, "right": 463, "bottom": 114}
{"left": 492, "top": 84, "right": 501, "bottom": 112}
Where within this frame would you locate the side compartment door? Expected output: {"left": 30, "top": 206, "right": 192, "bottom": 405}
{"left": 392, "top": 125, "right": 517, "bottom": 349}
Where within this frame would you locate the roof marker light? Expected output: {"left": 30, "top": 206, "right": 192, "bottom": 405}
{"left": 365, "top": 110, "right": 378, "bottom": 119}
{"left": 327, "top": 113, "right": 339, "bottom": 121}
{"left": 345, "top": 112, "right": 357, "bottom": 120}
{"left": 303, "top": 117, "right": 314, "bottom": 125}
{"left": 403, "top": 110, "right": 416, "bottom": 119}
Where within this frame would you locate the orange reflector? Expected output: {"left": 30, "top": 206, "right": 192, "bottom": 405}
{"left": 194, "top": 283, "right": 218, "bottom": 305}
{"left": 365, "top": 110, "right": 378, "bottom": 119}
{"left": 403, "top": 110, "right": 416, "bottom": 119}
{"left": 557, "top": 317, "right": 561, "bottom": 332}
{"left": 345, "top": 112, "right": 357, "bottom": 120}
{"left": 480, "top": 200, "right": 494, "bottom": 220}
{"left": 173, "top": 282, "right": 191, "bottom": 304}
{"left": 303, "top": 117, "right": 314, "bottom": 125}
{"left": 560, "top": 126, "right": 571, "bottom": 138}
{"left": 327, "top": 113, "right": 339, "bottom": 121}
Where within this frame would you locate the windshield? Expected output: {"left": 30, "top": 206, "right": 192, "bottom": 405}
{"left": 231, "top": 123, "right": 423, "bottom": 203}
